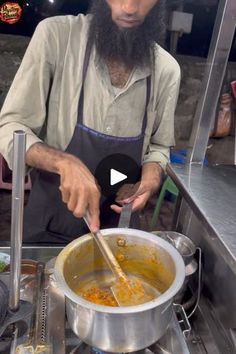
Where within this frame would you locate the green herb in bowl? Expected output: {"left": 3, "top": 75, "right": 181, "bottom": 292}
{"left": 0, "top": 260, "right": 6, "bottom": 272}
{"left": 0, "top": 253, "right": 10, "bottom": 272}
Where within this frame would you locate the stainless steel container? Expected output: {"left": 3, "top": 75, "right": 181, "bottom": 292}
{"left": 152, "top": 231, "right": 196, "bottom": 266}
{"left": 151, "top": 231, "right": 200, "bottom": 306}
{"left": 54, "top": 228, "right": 185, "bottom": 353}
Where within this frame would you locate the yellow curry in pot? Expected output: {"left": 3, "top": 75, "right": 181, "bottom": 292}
{"left": 64, "top": 236, "right": 175, "bottom": 307}
{"left": 80, "top": 286, "right": 118, "bottom": 306}
{"left": 77, "top": 276, "right": 154, "bottom": 307}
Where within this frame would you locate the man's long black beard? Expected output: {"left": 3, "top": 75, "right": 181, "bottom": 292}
{"left": 88, "top": 0, "right": 166, "bottom": 69}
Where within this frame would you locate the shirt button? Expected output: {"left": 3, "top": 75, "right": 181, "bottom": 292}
{"left": 106, "top": 126, "right": 112, "bottom": 133}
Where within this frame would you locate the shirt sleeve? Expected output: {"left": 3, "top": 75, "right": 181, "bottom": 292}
{"left": 143, "top": 67, "right": 181, "bottom": 170}
{"left": 0, "top": 19, "right": 55, "bottom": 169}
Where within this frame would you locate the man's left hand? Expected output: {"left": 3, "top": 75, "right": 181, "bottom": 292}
{"left": 110, "top": 162, "right": 163, "bottom": 213}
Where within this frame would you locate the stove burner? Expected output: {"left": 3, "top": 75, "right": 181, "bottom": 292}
{"left": 0, "top": 321, "right": 28, "bottom": 353}
{"left": 67, "top": 342, "right": 171, "bottom": 354}
{"left": 0, "top": 261, "right": 191, "bottom": 354}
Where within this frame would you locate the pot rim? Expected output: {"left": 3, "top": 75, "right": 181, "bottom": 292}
{"left": 54, "top": 228, "right": 185, "bottom": 314}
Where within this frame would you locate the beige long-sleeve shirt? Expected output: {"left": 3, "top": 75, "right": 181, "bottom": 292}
{"left": 0, "top": 14, "right": 180, "bottom": 170}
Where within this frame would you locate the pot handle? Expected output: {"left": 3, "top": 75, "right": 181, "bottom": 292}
{"left": 173, "top": 303, "right": 191, "bottom": 339}
{"left": 186, "top": 247, "right": 202, "bottom": 320}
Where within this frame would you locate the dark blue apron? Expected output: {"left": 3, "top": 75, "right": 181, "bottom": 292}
{"left": 23, "top": 42, "right": 151, "bottom": 244}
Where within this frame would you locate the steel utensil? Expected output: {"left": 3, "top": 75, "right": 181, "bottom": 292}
{"left": 118, "top": 203, "right": 132, "bottom": 228}
{"left": 153, "top": 231, "right": 196, "bottom": 266}
{"left": 83, "top": 216, "right": 158, "bottom": 306}
{"left": 54, "top": 229, "right": 186, "bottom": 352}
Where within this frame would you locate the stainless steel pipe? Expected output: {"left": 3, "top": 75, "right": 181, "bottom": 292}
{"left": 9, "top": 130, "right": 26, "bottom": 311}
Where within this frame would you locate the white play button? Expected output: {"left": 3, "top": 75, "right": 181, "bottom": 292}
{"left": 95, "top": 154, "right": 140, "bottom": 197}
{"left": 110, "top": 169, "right": 127, "bottom": 186}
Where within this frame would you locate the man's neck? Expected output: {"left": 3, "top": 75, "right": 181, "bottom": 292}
{"left": 106, "top": 60, "right": 134, "bottom": 88}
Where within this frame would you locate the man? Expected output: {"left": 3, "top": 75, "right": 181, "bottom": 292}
{"left": 0, "top": 0, "right": 180, "bottom": 244}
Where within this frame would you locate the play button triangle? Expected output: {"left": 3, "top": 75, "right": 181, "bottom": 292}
{"left": 110, "top": 169, "right": 127, "bottom": 186}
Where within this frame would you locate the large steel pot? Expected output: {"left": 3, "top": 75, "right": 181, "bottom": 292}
{"left": 54, "top": 228, "right": 185, "bottom": 353}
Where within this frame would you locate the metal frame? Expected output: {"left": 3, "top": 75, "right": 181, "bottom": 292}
{"left": 188, "top": 0, "right": 236, "bottom": 164}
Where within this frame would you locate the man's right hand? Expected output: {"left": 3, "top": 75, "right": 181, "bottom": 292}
{"left": 56, "top": 155, "right": 101, "bottom": 233}
{"left": 26, "top": 143, "right": 101, "bottom": 232}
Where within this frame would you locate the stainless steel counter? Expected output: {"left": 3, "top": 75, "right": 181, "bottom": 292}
{"left": 167, "top": 163, "right": 236, "bottom": 274}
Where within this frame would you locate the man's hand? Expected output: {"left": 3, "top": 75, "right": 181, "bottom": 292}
{"left": 110, "top": 162, "right": 163, "bottom": 213}
{"left": 26, "top": 143, "right": 101, "bottom": 232}
{"left": 56, "top": 155, "right": 101, "bottom": 232}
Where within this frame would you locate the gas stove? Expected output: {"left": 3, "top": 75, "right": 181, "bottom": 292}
{"left": 0, "top": 256, "right": 191, "bottom": 354}
{"left": 0, "top": 248, "right": 229, "bottom": 354}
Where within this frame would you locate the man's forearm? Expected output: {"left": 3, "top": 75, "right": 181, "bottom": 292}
{"left": 141, "top": 162, "right": 163, "bottom": 193}
{"left": 26, "top": 142, "right": 75, "bottom": 174}
{"left": 26, "top": 142, "right": 101, "bottom": 231}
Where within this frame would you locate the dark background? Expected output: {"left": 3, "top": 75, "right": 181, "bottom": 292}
{"left": 0, "top": 0, "right": 235, "bottom": 60}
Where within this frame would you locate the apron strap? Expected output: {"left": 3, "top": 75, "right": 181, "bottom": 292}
{"left": 141, "top": 75, "right": 151, "bottom": 134}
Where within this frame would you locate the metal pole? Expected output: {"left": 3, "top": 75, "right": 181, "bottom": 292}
{"left": 9, "top": 130, "right": 26, "bottom": 311}
{"left": 188, "top": 0, "right": 236, "bottom": 164}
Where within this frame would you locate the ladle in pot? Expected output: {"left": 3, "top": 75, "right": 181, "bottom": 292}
{"left": 83, "top": 206, "right": 159, "bottom": 306}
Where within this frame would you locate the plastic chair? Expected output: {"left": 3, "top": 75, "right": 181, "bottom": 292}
{"left": 150, "top": 176, "right": 179, "bottom": 230}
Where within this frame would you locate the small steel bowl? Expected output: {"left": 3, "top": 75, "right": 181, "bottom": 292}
{"left": 151, "top": 231, "right": 196, "bottom": 266}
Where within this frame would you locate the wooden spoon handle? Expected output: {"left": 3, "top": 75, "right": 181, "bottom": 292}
{"left": 83, "top": 217, "right": 128, "bottom": 282}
